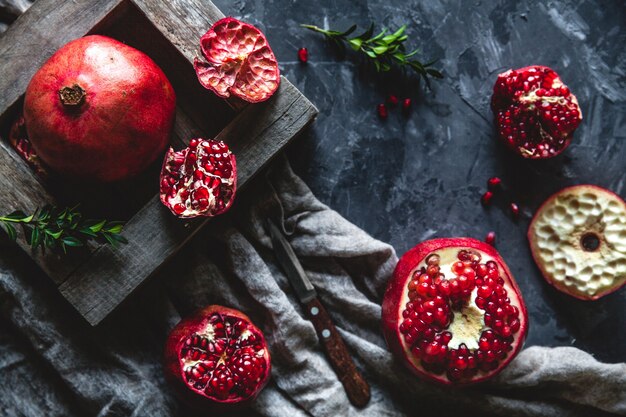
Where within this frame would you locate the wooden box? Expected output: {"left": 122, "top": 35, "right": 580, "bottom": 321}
{"left": 0, "top": 0, "right": 317, "bottom": 325}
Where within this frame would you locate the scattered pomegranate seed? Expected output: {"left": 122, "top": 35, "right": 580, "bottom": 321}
{"left": 377, "top": 103, "right": 388, "bottom": 119}
{"left": 485, "top": 231, "right": 496, "bottom": 246}
{"left": 387, "top": 94, "right": 399, "bottom": 106}
{"left": 402, "top": 98, "right": 412, "bottom": 112}
{"left": 510, "top": 203, "right": 520, "bottom": 219}
{"left": 487, "top": 177, "right": 502, "bottom": 191}
{"left": 481, "top": 191, "right": 494, "bottom": 206}
{"left": 297, "top": 47, "right": 308, "bottom": 63}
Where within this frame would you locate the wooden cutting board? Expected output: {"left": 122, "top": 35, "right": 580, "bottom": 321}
{"left": 0, "top": 0, "right": 317, "bottom": 325}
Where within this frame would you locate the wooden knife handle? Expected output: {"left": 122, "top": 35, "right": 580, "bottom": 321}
{"left": 304, "top": 298, "right": 371, "bottom": 408}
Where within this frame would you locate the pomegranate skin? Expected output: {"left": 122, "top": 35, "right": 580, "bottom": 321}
{"left": 23, "top": 35, "right": 176, "bottom": 182}
{"left": 382, "top": 238, "right": 528, "bottom": 386}
{"left": 163, "top": 305, "right": 271, "bottom": 410}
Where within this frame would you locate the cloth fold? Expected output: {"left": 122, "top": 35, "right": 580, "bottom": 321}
{"left": 0, "top": 155, "right": 624, "bottom": 417}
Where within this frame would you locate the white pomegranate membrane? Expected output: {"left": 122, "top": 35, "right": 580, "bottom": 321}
{"left": 160, "top": 138, "right": 236, "bottom": 218}
{"left": 399, "top": 248, "right": 521, "bottom": 382}
{"left": 180, "top": 312, "right": 269, "bottom": 401}
{"left": 528, "top": 185, "right": 626, "bottom": 300}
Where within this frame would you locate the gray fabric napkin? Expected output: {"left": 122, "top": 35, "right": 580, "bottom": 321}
{"left": 1, "top": 156, "right": 625, "bottom": 417}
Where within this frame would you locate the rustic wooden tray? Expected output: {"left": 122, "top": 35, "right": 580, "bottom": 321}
{"left": 0, "top": 0, "right": 317, "bottom": 325}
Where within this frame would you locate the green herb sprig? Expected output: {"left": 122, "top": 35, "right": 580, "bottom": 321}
{"left": 0, "top": 205, "right": 128, "bottom": 253}
{"left": 301, "top": 23, "right": 443, "bottom": 85}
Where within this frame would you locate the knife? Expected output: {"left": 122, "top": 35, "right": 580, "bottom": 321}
{"left": 267, "top": 219, "right": 371, "bottom": 408}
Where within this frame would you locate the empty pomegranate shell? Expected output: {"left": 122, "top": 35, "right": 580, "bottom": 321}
{"left": 194, "top": 17, "right": 280, "bottom": 103}
{"left": 382, "top": 238, "right": 528, "bottom": 385}
{"left": 159, "top": 138, "right": 237, "bottom": 218}
{"left": 163, "top": 305, "right": 271, "bottom": 409}
{"left": 491, "top": 65, "right": 582, "bottom": 159}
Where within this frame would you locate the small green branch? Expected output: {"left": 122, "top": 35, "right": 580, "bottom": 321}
{"left": 0, "top": 205, "right": 128, "bottom": 254}
{"left": 302, "top": 23, "right": 443, "bottom": 86}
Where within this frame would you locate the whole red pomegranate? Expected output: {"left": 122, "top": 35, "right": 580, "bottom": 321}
{"left": 382, "top": 238, "right": 528, "bottom": 385}
{"left": 23, "top": 35, "right": 176, "bottom": 182}
{"left": 491, "top": 65, "right": 581, "bottom": 159}
{"left": 163, "top": 305, "right": 271, "bottom": 409}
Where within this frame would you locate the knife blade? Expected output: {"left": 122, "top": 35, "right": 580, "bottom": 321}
{"left": 267, "top": 219, "right": 371, "bottom": 408}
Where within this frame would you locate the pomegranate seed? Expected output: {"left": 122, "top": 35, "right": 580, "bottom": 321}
{"left": 402, "top": 98, "right": 412, "bottom": 112}
{"left": 510, "top": 203, "right": 520, "bottom": 219}
{"left": 487, "top": 177, "right": 502, "bottom": 191}
{"left": 377, "top": 103, "right": 388, "bottom": 119}
{"left": 485, "top": 231, "right": 496, "bottom": 246}
{"left": 387, "top": 94, "right": 399, "bottom": 106}
{"left": 297, "top": 47, "right": 308, "bottom": 63}
{"left": 481, "top": 191, "right": 494, "bottom": 206}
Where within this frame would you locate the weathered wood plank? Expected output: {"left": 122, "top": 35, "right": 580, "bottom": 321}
{"left": 0, "top": 0, "right": 125, "bottom": 283}
{"left": 0, "top": 0, "right": 317, "bottom": 325}
{"left": 59, "top": 78, "right": 317, "bottom": 325}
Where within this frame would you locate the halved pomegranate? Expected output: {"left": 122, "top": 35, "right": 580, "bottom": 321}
{"left": 528, "top": 185, "right": 626, "bottom": 300}
{"left": 382, "top": 238, "right": 528, "bottom": 385}
{"left": 491, "top": 65, "right": 582, "bottom": 159}
{"left": 163, "top": 305, "right": 271, "bottom": 409}
{"left": 159, "top": 138, "right": 236, "bottom": 218}
{"left": 194, "top": 17, "right": 280, "bottom": 103}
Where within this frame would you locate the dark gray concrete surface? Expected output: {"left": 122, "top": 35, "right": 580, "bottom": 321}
{"left": 214, "top": 0, "right": 626, "bottom": 362}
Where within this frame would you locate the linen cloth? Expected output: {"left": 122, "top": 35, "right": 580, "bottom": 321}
{"left": 0, "top": 156, "right": 625, "bottom": 417}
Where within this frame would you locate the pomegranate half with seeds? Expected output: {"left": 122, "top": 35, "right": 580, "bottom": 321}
{"left": 491, "top": 65, "right": 581, "bottom": 159}
{"left": 159, "top": 138, "right": 236, "bottom": 218}
{"left": 23, "top": 35, "right": 176, "bottom": 182}
{"left": 163, "top": 305, "right": 271, "bottom": 409}
{"left": 382, "top": 238, "right": 528, "bottom": 385}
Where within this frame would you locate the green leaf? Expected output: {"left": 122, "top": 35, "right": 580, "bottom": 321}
{"left": 87, "top": 220, "right": 107, "bottom": 233}
{"left": 30, "top": 227, "right": 42, "bottom": 249}
{"left": 340, "top": 24, "right": 357, "bottom": 37}
{"left": 392, "top": 25, "right": 407, "bottom": 37}
{"left": 364, "top": 50, "right": 377, "bottom": 58}
{"left": 105, "top": 222, "right": 124, "bottom": 234}
{"left": 348, "top": 38, "right": 362, "bottom": 50}
{"left": 62, "top": 236, "right": 83, "bottom": 247}
{"left": 372, "top": 45, "right": 388, "bottom": 55}
{"left": 2, "top": 223, "right": 17, "bottom": 241}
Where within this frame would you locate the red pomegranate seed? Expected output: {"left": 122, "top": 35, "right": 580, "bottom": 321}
{"left": 485, "top": 231, "right": 496, "bottom": 246}
{"left": 297, "top": 47, "right": 308, "bottom": 63}
{"left": 387, "top": 94, "right": 399, "bottom": 106}
{"left": 510, "top": 203, "right": 520, "bottom": 219}
{"left": 481, "top": 191, "right": 494, "bottom": 206}
{"left": 402, "top": 98, "right": 412, "bottom": 112}
{"left": 487, "top": 177, "right": 502, "bottom": 191}
{"left": 377, "top": 103, "right": 388, "bottom": 119}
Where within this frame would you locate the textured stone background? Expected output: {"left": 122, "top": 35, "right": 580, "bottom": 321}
{"left": 211, "top": 0, "right": 626, "bottom": 362}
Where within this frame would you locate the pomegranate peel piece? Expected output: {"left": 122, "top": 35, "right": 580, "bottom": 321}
{"left": 382, "top": 238, "right": 528, "bottom": 386}
{"left": 159, "top": 138, "right": 237, "bottom": 218}
{"left": 194, "top": 17, "right": 280, "bottom": 103}
{"left": 491, "top": 65, "right": 582, "bottom": 159}
{"left": 528, "top": 185, "right": 626, "bottom": 300}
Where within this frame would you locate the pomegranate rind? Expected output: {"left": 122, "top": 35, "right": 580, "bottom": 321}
{"left": 194, "top": 17, "right": 280, "bottom": 103}
{"left": 23, "top": 35, "right": 176, "bottom": 182}
{"left": 163, "top": 305, "right": 271, "bottom": 409}
{"left": 159, "top": 139, "right": 237, "bottom": 219}
{"left": 491, "top": 65, "right": 582, "bottom": 159}
{"left": 528, "top": 185, "right": 626, "bottom": 300}
{"left": 381, "top": 238, "right": 528, "bottom": 386}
